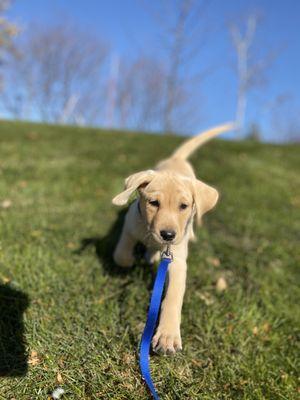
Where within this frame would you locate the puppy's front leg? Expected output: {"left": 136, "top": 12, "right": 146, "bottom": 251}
{"left": 145, "top": 249, "right": 160, "bottom": 265}
{"left": 113, "top": 223, "right": 136, "bottom": 268}
{"left": 152, "top": 258, "right": 187, "bottom": 354}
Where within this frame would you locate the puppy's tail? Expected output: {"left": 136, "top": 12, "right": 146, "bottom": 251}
{"left": 171, "top": 122, "right": 236, "bottom": 160}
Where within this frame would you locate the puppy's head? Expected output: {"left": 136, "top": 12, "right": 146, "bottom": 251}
{"left": 112, "top": 170, "right": 218, "bottom": 245}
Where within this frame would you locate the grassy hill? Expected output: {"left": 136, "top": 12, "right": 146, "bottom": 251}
{"left": 0, "top": 120, "right": 299, "bottom": 399}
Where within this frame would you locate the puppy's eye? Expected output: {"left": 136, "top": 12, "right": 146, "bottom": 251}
{"left": 179, "top": 203, "right": 188, "bottom": 210}
{"left": 149, "top": 200, "right": 160, "bottom": 207}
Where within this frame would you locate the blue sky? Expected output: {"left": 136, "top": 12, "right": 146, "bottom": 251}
{"left": 7, "top": 0, "right": 300, "bottom": 141}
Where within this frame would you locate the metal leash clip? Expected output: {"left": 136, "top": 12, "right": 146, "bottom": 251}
{"left": 161, "top": 244, "right": 173, "bottom": 261}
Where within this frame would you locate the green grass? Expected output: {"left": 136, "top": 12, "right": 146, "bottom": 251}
{"left": 0, "top": 120, "right": 299, "bottom": 399}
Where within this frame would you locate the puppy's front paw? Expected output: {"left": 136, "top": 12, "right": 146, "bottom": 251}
{"left": 152, "top": 325, "right": 182, "bottom": 354}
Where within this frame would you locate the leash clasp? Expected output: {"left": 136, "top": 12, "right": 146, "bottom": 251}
{"left": 161, "top": 245, "right": 173, "bottom": 261}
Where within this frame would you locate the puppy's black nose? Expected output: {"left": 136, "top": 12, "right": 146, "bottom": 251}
{"left": 160, "top": 230, "right": 176, "bottom": 241}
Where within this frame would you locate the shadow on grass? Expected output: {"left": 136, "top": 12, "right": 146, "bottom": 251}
{"left": 0, "top": 284, "right": 29, "bottom": 376}
{"left": 77, "top": 209, "right": 161, "bottom": 351}
{"left": 76, "top": 209, "right": 149, "bottom": 279}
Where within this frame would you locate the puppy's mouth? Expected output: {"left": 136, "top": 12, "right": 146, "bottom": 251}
{"left": 150, "top": 231, "right": 179, "bottom": 246}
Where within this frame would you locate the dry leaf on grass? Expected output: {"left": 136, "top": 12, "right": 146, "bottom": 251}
{"left": 252, "top": 326, "right": 258, "bottom": 336}
{"left": 263, "top": 322, "right": 271, "bottom": 333}
{"left": 28, "top": 350, "right": 40, "bottom": 366}
{"left": 66, "top": 241, "right": 76, "bottom": 249}
{"left": 216, "top": 277, "right": 228, "bottom": 293}
{"left": 1, "top": 199, "right": 12, "bottom": 209}
{"left": 56, "top": 371, "right": 64, "bottom": 384}
{"left": 1, "top": 276, "right": 11, "bottom": 284}
{"left": 207, "top": 257, "right": 221, "bottom": 267}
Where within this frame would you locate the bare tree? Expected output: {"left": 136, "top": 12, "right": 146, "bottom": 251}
{"left": 140, "top": 0, "right": 211, "bottom": 134}
{"left": 0, "top": 0, "right": 19, "bottom": 91}
{"left": 229, "top": 13, "right": 278, "bottom": 136}
{"left": 1, "top": 21, "right": 108, "bottom": 124}
{"left": 105, "top": 54, "right": 120, "bottom": 128}
{"left": 114, "top": 56, "right": 166, "bottom": 131}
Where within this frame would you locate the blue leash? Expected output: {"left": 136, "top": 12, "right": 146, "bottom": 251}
{"left": 139, "top": 247, "right": 173, "bottom": 400}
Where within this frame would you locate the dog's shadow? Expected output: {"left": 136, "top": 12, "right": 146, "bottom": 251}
{"left": 77, "top": 210, "right": 158, "bottom": 349}
{"left": 76, "top": 209, "right": 153, "bottom": 281}
{"left": 0, "top": 283, "right": 29, "bottom": 376}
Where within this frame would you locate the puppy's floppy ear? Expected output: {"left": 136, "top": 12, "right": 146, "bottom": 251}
{"left": 112, "top": 170, "right": 156, "bottom": 206}
{"left": 192, "top": 179, "right": 219, "bottom": 223}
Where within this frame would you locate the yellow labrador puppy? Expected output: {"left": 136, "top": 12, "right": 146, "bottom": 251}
{"left": 112, "top": 123, "right": 234, "bottom": 354}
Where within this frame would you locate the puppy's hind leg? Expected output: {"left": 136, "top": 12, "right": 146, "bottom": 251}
{"left": 113, "top": 225, "right": 136, "bottom": 268}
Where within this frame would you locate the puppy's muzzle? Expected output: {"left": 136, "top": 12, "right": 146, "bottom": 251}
{"left": 160, "top": 230, "right": 176, "bottom": 242}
